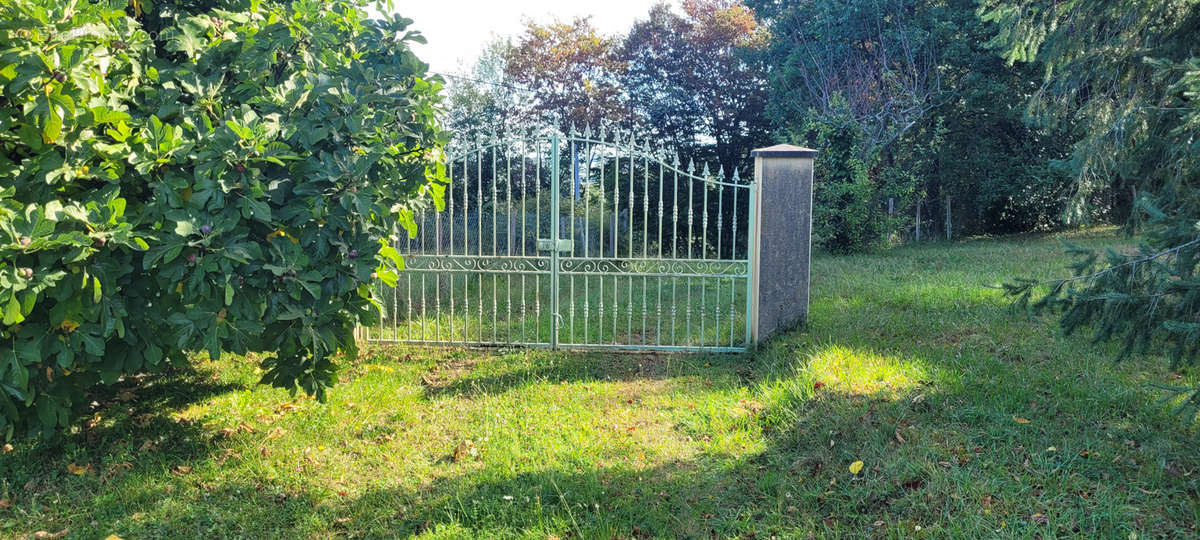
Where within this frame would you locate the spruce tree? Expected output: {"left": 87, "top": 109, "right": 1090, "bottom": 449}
{"left": 992, "top": 0, "right": 1200, "bottom": 417}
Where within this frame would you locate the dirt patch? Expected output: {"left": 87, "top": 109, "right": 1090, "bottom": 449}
{"left": 419, "top": 355, "right": 487, "bottom": 391}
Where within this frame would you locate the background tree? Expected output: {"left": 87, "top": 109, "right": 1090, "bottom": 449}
{"left": 749, "top": 0, "right": 1091, "bottom": 251}
{"left": 0, "top": 0, "right": 445, "bottom": 438}
{"left": 503, "top": 18, "right": 630, "bottom": 131}
{"left": 443, "top": 40, "right": 526, "bottom": 142}
{"left": 623, "top": 0, "right": 773, "bottom": 175}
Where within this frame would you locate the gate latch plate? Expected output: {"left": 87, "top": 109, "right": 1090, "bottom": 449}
{"left": 536, "top": 238, "right": 572, "bottom": 253}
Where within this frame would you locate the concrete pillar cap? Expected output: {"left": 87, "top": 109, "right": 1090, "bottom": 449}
{"left": 751, "top": 144, "right": 817, "bottom": 158}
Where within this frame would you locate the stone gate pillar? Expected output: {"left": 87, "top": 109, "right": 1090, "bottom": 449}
{"left": 749, "top": 144, "right": 817, "bottom": 344}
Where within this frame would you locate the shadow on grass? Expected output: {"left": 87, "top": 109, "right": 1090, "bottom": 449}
{"left": 0, "top": 365, "right": 250, "bottom": 537}
{"left": 419, "top": 347, "right": 758, "bottom": 399}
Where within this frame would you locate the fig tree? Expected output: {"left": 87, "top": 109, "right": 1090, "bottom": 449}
{"left": 0, "top": 0, "right": 444, "bottom": 439}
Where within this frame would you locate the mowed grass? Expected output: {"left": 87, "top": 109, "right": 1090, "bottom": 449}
{"left": 2, "top": 228, "right": 1199, "bottom": 538}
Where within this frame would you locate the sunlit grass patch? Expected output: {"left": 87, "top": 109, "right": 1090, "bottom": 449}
{"left": 802, "top": 343, "right": 931, "bottom": 397}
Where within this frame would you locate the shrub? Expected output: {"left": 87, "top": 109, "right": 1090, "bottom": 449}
{"left": 792, "top": 103, "right": 890, "bottom": 254}
{"left": 0, "top": 0, "right": 445, "bottom": 439}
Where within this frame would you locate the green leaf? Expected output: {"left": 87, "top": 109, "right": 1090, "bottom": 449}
{"left": 227, "top": 120, "right": 253, "bottom": 140}
{"left": 92, "top": 277, "right": 102, "bottom": 304}
{"left": 2, "top": 295, "right": 23, "bottom": 325}
{"left": 43, "top": 101, "right": 62, "bottom": 143}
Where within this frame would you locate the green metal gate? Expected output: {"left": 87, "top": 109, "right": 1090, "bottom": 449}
{"left": 361, "top": 128, "right": 757, "bottom": 352}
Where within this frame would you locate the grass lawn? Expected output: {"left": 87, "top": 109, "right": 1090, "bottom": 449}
{"left": 2, "top": 228, "right": 1198, "bottom": 538}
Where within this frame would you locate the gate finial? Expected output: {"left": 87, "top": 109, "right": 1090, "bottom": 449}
{"left": 687, "top": 158, "right": 696, "bottom": 174}
{"left": 583, "top": 123, "right": 592, "bottom": 138}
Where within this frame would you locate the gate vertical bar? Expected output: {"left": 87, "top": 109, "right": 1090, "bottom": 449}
{"left": 549, "top": 134, "right": 561, "bottom": 349}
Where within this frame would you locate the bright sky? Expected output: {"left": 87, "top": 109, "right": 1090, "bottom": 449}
{"left": 384, "top": 0, "right": 673, "bottom": 75}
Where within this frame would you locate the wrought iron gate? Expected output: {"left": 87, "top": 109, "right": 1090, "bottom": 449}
{"left": 361, "top": 128, "right": 757, "bottom": 352}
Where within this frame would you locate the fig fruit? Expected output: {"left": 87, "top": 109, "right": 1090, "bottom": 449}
{"left": 19, "top": 236, "right": 31, "bottom": 247}
{"left": 19, "top": 267, "right": 33, "bottom": 279}
{"left": 348, "top": 249, "right": 358, "bottom": 259}
{"left": 53, "top": 71, "right": 66, "bottom": 83}
{"left": 187, "top": 253, "right": 197, "bottom": 264}
{"left": 200, "top": 225, "right": 212, "bottom": 235}
{"left": 235, "top": 163, "right": 246, "bottom": 172}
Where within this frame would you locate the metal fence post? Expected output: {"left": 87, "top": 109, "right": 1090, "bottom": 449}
{"left": 944, "top": 195, "right": 951, "bottom": 241}
{"left": 749, "top": 144, "right": 817, "bottom": 344}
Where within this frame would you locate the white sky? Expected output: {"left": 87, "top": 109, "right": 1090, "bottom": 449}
{"left": 384, "top": 0, "right": 673, "bottom": 75}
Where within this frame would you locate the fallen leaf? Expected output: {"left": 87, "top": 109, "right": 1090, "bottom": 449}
{"left": 1013, "top": 416, "right": 1031, "bottom": 424}
{"left": 0, "top": 498, "right": 10, "bottom": 508}
{"left": 1031, "top": 513, "right": 1048, "bottom": 524}
{"left": 66, "top": 463, "right": 92, "bottom": 475}
{"left": 451, "top": 441, "right": 472, "bottom": 460}
{"left": 172, "top": 465, "right": 192, "bottom": 475}
{"left": 813, "top": 381, "right": 825, "bottom": 391}
{"left": 894, "top": 428, "right": 906, "bottom": 444}
{"left": 139, "top": 440, "right": 157, "bottom": 452}
{"left": 2, "top": 443, "right": 12, "bottom": 453}
{"left": 32, "top": 530, "right": 68, "bottom": 539}
{"left": 105, "top": 535, "right": 124, "bottom": 540}
{"left": 849, "top": 460, "right": 864, "bottom": 475}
